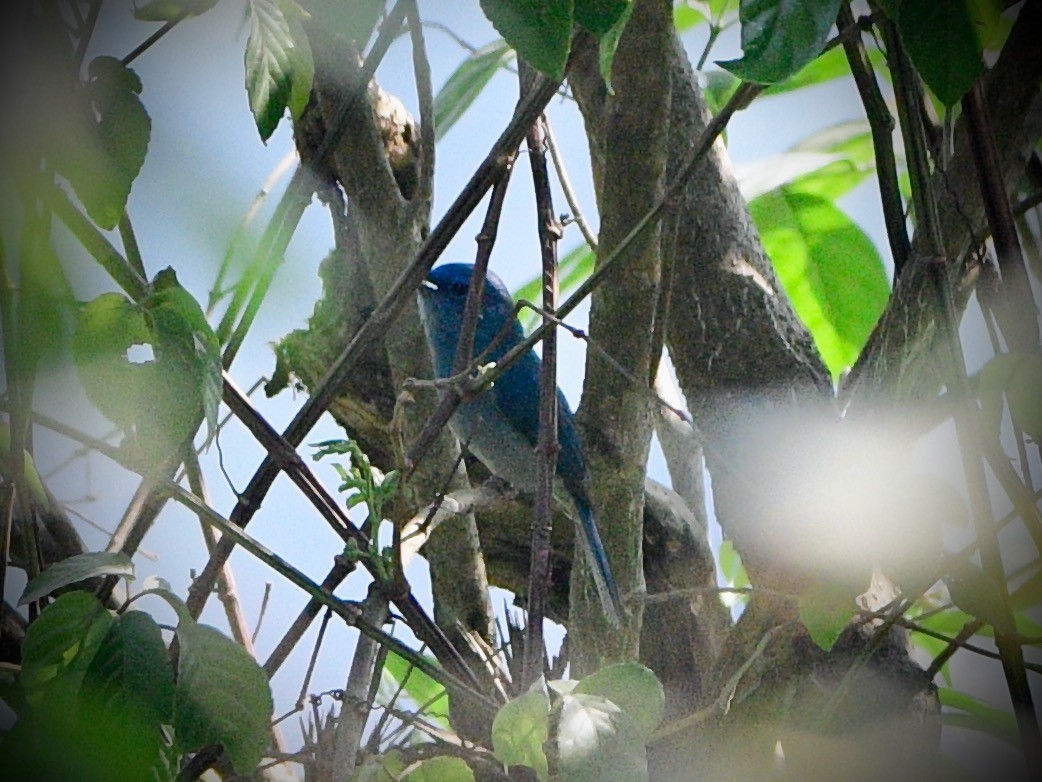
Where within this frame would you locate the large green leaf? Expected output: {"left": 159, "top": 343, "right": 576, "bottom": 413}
{"left": 434, "top": 40, "right": 514, "bottom": 140}
{"left": 749, "top": 189, "right": 889, "bottom": 377}
{"left": 888, "top": 0, "right": 983, "bottom": 106}
{"left": 719, "top": 0, "right": 844, "bottom": 84}
{"left": 491, "top": 687, "right": 550, "bottom": 780}
{"left": 574, "top": 663, "right": 664, "bottom": 739}
{"left": 479, "top": 0, "right": 573, "bottom": 80}
{"left": 76, "top": 611, "right": 175, "bottom": 781}
{"left": 54, "top": 57, "right": 151, "bottom": 230}
{"left": 19, "top": 552, "right": 134, "bottom": 605}
{"left": 21, "top": 593, "right": 114, "bottom": 714}
{"left": 72, "top": 269, "right": 221, "bottom": 470}
{"left": 245, "top": 0, "right": 315, "bottom": 141}
{"left": 174, "top": 620, "right": 273, "bottom": 774}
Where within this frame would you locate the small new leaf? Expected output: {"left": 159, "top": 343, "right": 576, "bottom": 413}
{"left": 245, "top": 0, "right": 315, "bottom": 141}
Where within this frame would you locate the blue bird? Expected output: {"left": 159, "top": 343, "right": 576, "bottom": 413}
{"left": 418, "top": 263, "right": 623, "bottom": 625}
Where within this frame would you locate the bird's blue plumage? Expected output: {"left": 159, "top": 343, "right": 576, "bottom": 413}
{"left": 418, "top": 263, "right": 623, "bottom": 624}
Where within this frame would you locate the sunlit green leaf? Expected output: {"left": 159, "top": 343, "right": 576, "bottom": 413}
{"left": 749, "top": 189, "right": 889, "bottom": 378}
{"left": 798, "top": 582, "right": 857, "bottom": 651}
{"left": 939, "top": 687, "right": 1019, "bottom": 746}
{"left": 517, "top": 243, "right": 596, "bottom": 331}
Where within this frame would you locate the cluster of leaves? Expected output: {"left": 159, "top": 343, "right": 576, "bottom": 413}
{"left": 0, "top": 557, "right": 272, "bottom": 781}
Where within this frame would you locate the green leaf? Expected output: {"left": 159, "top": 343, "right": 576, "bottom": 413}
{"left": 939, "top": 687, "right": 1019, "bottom": 746}
{"left": 944, "top": 562, "right": 1013, "bottom": 634}
{"left": 719, "top": 0, "right": 844, "bottom": 84}
{"left": 557, "top": 692, "right": 647, "bottom": 782}
{"left": 764, "top": 45, "right": 887, "bottom": 97}
{"left": 965, "top": 0, "right": 1013, "bottom": 51}
{"left": 404, "top": 756, "right": 475, "bottom": 782}
{"left": 890, "top": 0, "right": 982, "bottom": 106}
{"left": 76, "top": 611, "right": 175, "bottom": 780}
{"left": 174, "top": 619, "right": 273, "bottom": 774}
{"left": 479, "top": 0, "right": 573, "bottom": 80}
{"left": 382, "top": 651, "right": 449, "bottom": 724}
{"left": 434, "top": 40, "right": 514, "bottom": 140}
{"left": 245, "top": 0, "right": 315, "bottom": 141}
{"left": 977, "top": 353, "right": 1042, "bottom": 441}
{"left": 674, "top": 4, "right": 707, "bottom": 32}
{"left": 134, "top": 0, "right": 219, "bottom": 21}
{"left": 54, "top": 56, "right": 151, "bottom": 230}
{"left": 13, "top": 232, "right": 76, "bottom": 374}
{"left": 491, "top": 687, "right": 550, "bottom": 780}
{"left": 21, "top": 592, "right": 113, "bottom": 711}
{"left": 798, "top": 582, "right": 857, "bottom": 651}
{"left": 19, "top": 552, "right": 134, "bottom": 605}
{"left": 749, "top": 189, "right": 889, "bottom": 378}
{"left": 574, "top": 663, "right": 664, "bottom": 739}
{"left": 146, "top": 268, "right": 223, "bottom": 449}
{"left": 73, "top": 271, "right": 220, "bottom": 469}
{"left": 575, "top": 0, "right": 634, "bottom": 91}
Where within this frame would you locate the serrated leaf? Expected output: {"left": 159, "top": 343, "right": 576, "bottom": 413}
{"left": 54, "top": 56, "right": 151, "bottom": 229}
{"left": 719, "top": 0, "right": 844, "bottom": 84}
{"left": 891, "top": 0, "right": 982, "bottom": 106}
{"left": 174, "top": 620, "right": 273, "bottom": 774}
{"left": 435, "top": 40, "right": 514, "bottom": 140}
{"left": 21, "top": 593, "right": 113, "bottom": 712}
{"left": 134, "top": 0, "right": 219, "bottom": 21}
{"left": 749, "top": 189, "right": 889, "bottom": 378}
{"left": 574, "top": 663, "right": 664, "bottom": 739}
{"left": 19, "top": 552, "right": 134, "bottom": 605}
{"left": 245, "top": 0, "right": 315, "bottom": 141}
{"left": 491, "top": 687, "right": 550, "bottom": 780}
{"left": 798, "top": 583, "right": 857, "bottom": 651}
{"left": 479, "top": 0, "right": 573, "bottom": 80}
{"left": 557, "top": 692, "right": 647, "bottom": 782}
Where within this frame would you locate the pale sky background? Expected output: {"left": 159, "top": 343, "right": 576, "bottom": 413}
{"left": 7, "top": 0, "right": 1038, "bottom": 774}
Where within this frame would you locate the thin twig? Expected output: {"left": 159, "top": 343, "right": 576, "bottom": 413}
{"left": 122, "top": 12, "right": 189, "bottom": 67}
{"left": 837, "top": 5, "right": 909, "bottom": 275}
{"left": 544, "top": 117, "right": 597, "bottom": 251}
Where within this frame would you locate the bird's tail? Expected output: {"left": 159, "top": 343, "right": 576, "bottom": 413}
{"left": 575, "top": 501, "right": 624, "bottom": 627}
